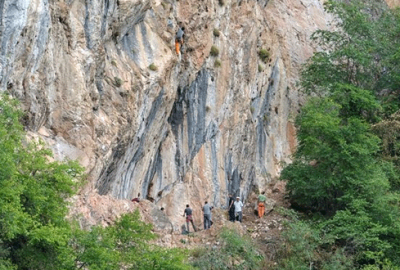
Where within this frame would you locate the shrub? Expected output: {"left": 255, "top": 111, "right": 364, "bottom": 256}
{"left": 71, "top": 210, "right": 191, "bottom": 270}
{"left": 213, "top": 28, "right": 220, "bottom": 37}
{"left": 258, "top": 64, "right": 264, "bottom": 72}
{"left": 191, "top": 227, "right": 263, "bottom": 269}
{"left": 148, "top": 63, "right": 158, "bottom": 71}
{"left": 111, "top": 60, "right": 117, "bottom": 66}
{"left": 219, "top": 0, "right": 225, "bottom": 6}
{"left": 114, "top": 77, "right": 123, "bottom": 87}
{"left": 214, "top": 59, "right": 221, "bottom": 67}
{"left": 210, "top": 45, "right": 219, "bottom": 57}
{"left": 275, "top": 210, "right": 354, "bottom": 270}
{"left": 258, "top": 48, "right": 270, "bottom": 63}
{"left": 250, "top": 106, "right": 255, "bottom": 113}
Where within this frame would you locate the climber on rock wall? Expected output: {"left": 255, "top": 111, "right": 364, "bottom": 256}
{"left": 175, "top": 24, "right": 185, "bottom": 60}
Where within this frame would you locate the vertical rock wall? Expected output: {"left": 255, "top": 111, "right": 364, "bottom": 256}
{"left": 0, "top": 0, "right": 333, "bottom": 226}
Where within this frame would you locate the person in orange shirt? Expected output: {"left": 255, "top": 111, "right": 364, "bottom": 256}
{"left": 175, "top": 25, "right": 185, "bottom": 59}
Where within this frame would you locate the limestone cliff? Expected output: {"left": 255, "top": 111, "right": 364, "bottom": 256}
{"left": 0, "top": 0, "right": 332, "bottom": 227}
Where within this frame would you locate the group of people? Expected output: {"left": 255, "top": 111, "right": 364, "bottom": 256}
{"left": 182, "top": 192, "right": 268, "bottom": 233}
{"left": 183, "top": 201, "right": 214, "bottom": 233}
{"left": 130, "top": 189, "right": 267, "bottom": 234}
{"left": 229, "top": 192, "right": 267, "bottom": 221}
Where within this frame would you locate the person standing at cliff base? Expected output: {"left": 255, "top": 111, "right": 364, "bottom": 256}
{"left": 228, "top": 194, "right": 235, "bottom": 222}
{"left": 234, "top": 197, "right": 244, "bottom": 222}
{"left": 258, "top": 191, "right": 267, "bottom": 218}
{"left": 203, "top": 201, "right": 212, "bottom": 230}
{"left": 183, "top": 204, "right": 196, "bottom": 232}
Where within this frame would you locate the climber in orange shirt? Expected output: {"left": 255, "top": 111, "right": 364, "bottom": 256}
{"left": 175, "top": 25, "right": 185, "bottom": 58}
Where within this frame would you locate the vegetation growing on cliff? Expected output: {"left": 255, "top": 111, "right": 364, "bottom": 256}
{"left": 279, "top": 0, "right": 400, "bottom": 269}
{"left": 0, "top": 95, "right": 191, "bottom": 270}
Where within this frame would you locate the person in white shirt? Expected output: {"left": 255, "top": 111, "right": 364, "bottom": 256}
{"left": 234, "top": 197, "right": 244, "bottom": 222}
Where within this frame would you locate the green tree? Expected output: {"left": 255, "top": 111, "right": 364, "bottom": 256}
{"left": 280, "top": 0, "right": 400, "bottom": 268}
{"left": 301, "top": 0, "right": 400, "bottom": 115}
{"left": 0, "top": 95, "right": 192, "bottom": 269}
{"left": 0, "top": 94, "right": 83, "bottom": 269}
{"left": 282, "top": 84, "right": 384, "bottom": 214}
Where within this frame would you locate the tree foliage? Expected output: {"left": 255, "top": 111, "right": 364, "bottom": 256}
{"left": 0, "top": 94, "right": 192, "bottom": 269}
{"left": 280, "top": 0, "right": 400, "bottom": 268}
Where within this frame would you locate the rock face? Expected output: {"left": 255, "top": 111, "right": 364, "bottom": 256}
{"left": 385, "top": 0, "right": 400, "bottom": 8}
{"left": 1, "top": 0, "right": 332, "bottom": 227}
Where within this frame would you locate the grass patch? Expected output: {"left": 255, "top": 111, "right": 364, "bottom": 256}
{"left": 210, "top": 45, "right": 219, "bottom": 57}
{"left": 113, "top": 77, "right": 123, "bottom": 87}
{"left": 258, "top": 48, "right": 270, "bottom": 63}
{"left": 148, "top": 63, "right": 158, "bottom": 71}
{"left": 214, "top": 59, "right": 222, "bottom": 67}
{"left": 191, "top": 227, "right": 264, "bottom": 269}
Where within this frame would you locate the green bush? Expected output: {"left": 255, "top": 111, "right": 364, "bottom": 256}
{"left": 218, "top": 0, "right": 225, "bottom": 6}
{"left": 275, "top": 209, "right": 354, "bottom": 270}
{"left": 214, "top": 59, "right": 221, "bottom": 67}
{"left": 69, "top": 210, "right": 191, "bottom": 270}
{"left": 111, "top": 60, "right": 117, "bottom": 66}
{"left": 258, "top": 64, "right": 264, "bottom": 72}
{"left": 213, "top": 28, "right": 220, "bottom": 37}
{"left": 191, "top": 227, "right": 264, "bottom": 269}
{"left": 210, "top": 45, "right": 219, "bottom": 57}
{"left": 113, "top": 77, "right": 123, "bottom": 87}
{"left": 258, "top": 48, "right": 270, "bottom": 63}
{"left": 149, "top": 63, "right": 158, "bottom": 71}
{"left": 0, "top": 94, "right": 192, "bottom": 269}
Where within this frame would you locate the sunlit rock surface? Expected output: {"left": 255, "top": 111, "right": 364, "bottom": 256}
{"left": 0, "top": 0, "right": 335, "bottom": 228}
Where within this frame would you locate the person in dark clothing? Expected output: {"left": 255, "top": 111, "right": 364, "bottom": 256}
{"left": 183, "top": 204, "right": 196, "bottom": 232}
{"left": 131, "top": 193, "right": 140, "bottom": 203}
{"left": 228, "top": 194, "right": 235, "bottom": 222}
